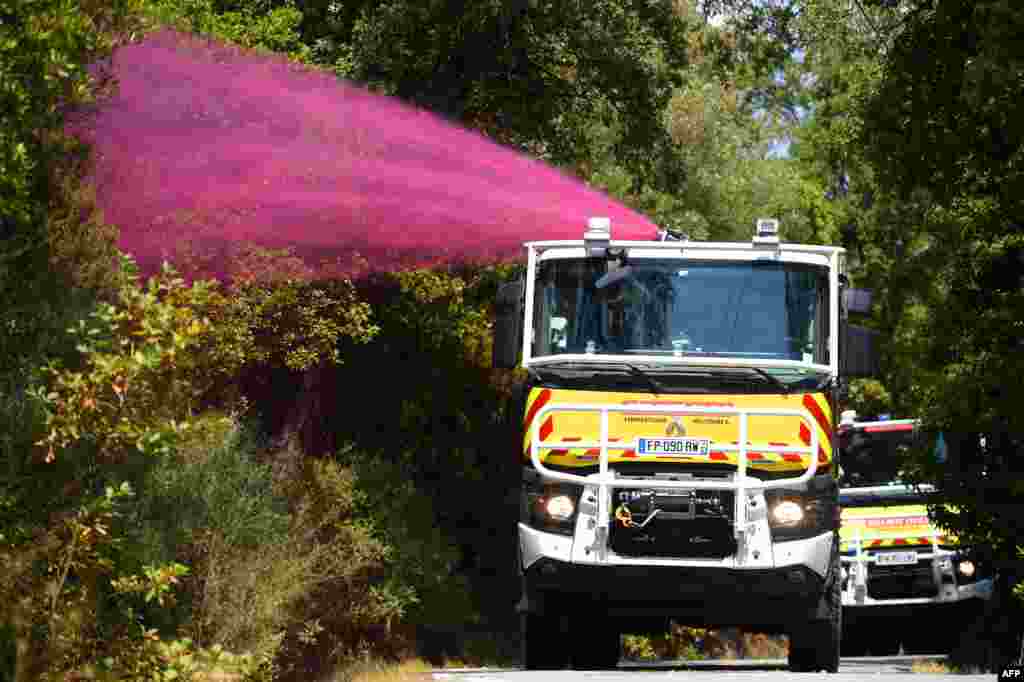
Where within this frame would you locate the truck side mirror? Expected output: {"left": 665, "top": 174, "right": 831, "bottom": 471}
{"left": 493, "top": 278, "right": 524, "bottom": 369}
{"left": 840, "top": 323, "right": 880, "bottom": 378}
{"left": 843, "top": 288, "right": 873, "bottom": 315}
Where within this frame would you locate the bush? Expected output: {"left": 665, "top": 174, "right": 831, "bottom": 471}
{"left": 133, "top": 413, "right": 290, "bottom": 569}
{"left": 0, "top": 251, "right": 382, "bottom": 681}
{"left": 267, "top": 449, "right": 475, "bottom": 680}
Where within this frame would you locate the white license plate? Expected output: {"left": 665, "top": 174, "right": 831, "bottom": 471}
{"left": 875, "top": 551, "right": 918, "bottom": 566}
{"left": 637, "top": 437, "right": 711, "bottom": 457}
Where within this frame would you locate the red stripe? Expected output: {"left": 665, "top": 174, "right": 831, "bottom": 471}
{"left": 747, "top": 453, "right": 764, "bottom": 460}
{"left": 783, "top": 453, "right": 803, "bottom": 463}
{"left": 865, "top": 423, "right": 915, "bottom": 433}
{"left": 622, "top": 449, "right": 637, "bottom": 458}
{"left": 893, "top": 538, "right": 908, "bottom": 545}
{"left": 549, "top": 449, "right": 568, "bottom": 456}
{"left": 523, "top": 389, "right": 552, "bottom": 430}
{"left": 800, "top": 422, "right": 830, "bottom": 465}
{"left": 584, "top": 448, "right": 600, "bottom": 456}
{"left": 539, "top": 417, "right": 554, "bottom": 442}
{"left": 871, "top": 539, "right": 884, "bottom": 547}
{"left": 709, "top": 452, "right": 727, "bottom": 461}
{"left": 562, "top": 436, "right": 582, "bottom": 442}
{"left": 802, "top": 394, "right": 832, "bottom": 435}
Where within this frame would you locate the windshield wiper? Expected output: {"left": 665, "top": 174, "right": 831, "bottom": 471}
{"left": 745, "top": 367, "right": 792, "bottom": 394}
{"left": 541, "top": 360, "right": 664, "bottom": 393}
{"left": 625, "top": 364, "right": 663, "bottom": 394}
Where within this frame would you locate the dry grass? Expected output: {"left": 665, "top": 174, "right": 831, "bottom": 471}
{"left": 335, "top": 658, "right": 434, "bottom": 682}
{"left": 910, "top": 658, "right": 989, "bottom": 674}
{"left": 743, "top": 633, "right": 789, "bottom": 659}
{"left": 911, "top": 659, "right": 951, "bottom": 674}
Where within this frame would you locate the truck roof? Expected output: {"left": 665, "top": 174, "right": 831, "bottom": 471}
{"left": 525, "top": 238, "right": 846, "bottom": 259}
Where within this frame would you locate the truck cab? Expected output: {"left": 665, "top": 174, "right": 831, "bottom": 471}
{"left": 493, "top": 218, "right": 875, "bottom": 672}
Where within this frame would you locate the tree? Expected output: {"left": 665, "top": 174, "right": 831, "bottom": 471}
{"left": 0, "top": 0, "right": 144, "bottom": 378}
{"left": 308, "top": 0, "right": 692, "bottom": 195}
{"left": 858, "top": 0, "right": 1024, "bottom": 668}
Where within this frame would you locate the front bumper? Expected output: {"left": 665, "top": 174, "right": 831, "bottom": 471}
{"left": 518, "top": 523, "right": 835, "bottom": 629}
{"left": 840, "top": 550, "right": 995, "bottom": 607}
{"left": 841, "top": 574, "right": 994, "bottom": 607}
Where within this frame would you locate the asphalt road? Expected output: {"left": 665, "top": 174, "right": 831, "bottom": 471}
{"left": 424, "top": 656, "right": 991, "bottom": 681}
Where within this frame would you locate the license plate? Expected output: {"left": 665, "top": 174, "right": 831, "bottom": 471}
{"left": 875, "top": 551, "right": 918, "bottom": 566}
{"left": 637, "top": 437, "right": 711, "bottom": 457}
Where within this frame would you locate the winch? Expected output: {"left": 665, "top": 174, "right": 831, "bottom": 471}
{"left": 610, "top": 487, "right": 735, "bottom": 558}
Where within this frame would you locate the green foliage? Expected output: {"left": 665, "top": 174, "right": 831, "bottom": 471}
{"left": 843, "top": 378, "right": 893, "bottom": 420}
{"left": 316, "top": 267, "right": 524, "bottom": 641}
{"left": 133, "top": 412, "right": 290, "bottom": 569}
{"left": 0, "top": 0, "right": 139, "bottom": 377}
{"left": 322, "top": 0, "right": 690, "bottom": 192}
{"left": 854, "top": 1, "right": 1024, "bottom": 600}
{"left": 335, "top": 448, "right": 473, "bottom": 631}
{"left": 265, "top": 454, "right": 468, "bottom": 680}
{"left": 1, "top": 245, "right": 384, "bottom": 680}
{"left": 145, "top": 0, "right": 312, "bottom": 61}
{"left": 622, "top": 634, "right": 659, "bottom": 660}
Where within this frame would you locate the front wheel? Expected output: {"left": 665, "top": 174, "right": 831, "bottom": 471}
{"left": 789, "top": 555, "right": 842, "bottom": 672}
{"left": 866, "top": 624, "right": 900, "bottom": 656}
{"left": 521, "top": 612, "right": 568, "bottom": 670}
{"left": 569, "top": 615, "right": 620, "bottom": 669}
{"left": 841, "top": 619, "right": 869, "bottom": 657}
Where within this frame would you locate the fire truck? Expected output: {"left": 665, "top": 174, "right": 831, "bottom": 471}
{"left": 492, "top": 218, "right": 876, "bottom": 671}
{"left": 838, "top": 414, "right": 993, "bottom": 655}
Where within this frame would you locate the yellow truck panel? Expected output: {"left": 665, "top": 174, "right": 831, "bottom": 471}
{"left": 522, "top": 387, "right": 834, "bottom": 474}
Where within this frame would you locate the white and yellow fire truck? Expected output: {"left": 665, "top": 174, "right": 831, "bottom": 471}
{"left": 492, "top": 218, "right": 876, "bottom": 672}
{"left": 837, "top": 414, "right": 993, "bottom": 656}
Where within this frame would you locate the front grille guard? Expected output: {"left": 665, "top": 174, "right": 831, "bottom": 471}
{"left": 841, "top": 528, "right": 951, "bottom": 602}
{"left": 529, "top": 403, "right": 821, "bottom": 561}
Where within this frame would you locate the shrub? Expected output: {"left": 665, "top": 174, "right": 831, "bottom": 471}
{"left": 1, "top": 251, "right": 380, "bottom": 681}
{"left": 133, "top": 413, "right": 290, "bottom": 569}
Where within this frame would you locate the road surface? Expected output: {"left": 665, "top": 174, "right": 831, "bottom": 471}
{"left": 424, "top": 656, "right": 990, "bottom": 681}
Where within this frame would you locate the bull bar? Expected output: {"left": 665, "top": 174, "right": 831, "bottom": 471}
{"left": 529, "top": 403, "right": 821, "bottom": 562}
{"left": 839, "top": 526, "right": 990, "bottom": 606}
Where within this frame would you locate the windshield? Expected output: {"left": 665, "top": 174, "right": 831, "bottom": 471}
{"left": 839, "top": 427, "right": 920, "bottom": 488}
{"left": 532, "top": 258, "right": 830, "bottom": 363}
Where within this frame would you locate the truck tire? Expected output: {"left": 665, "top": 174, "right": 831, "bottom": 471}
{"left": 521, "top": 612, "right": 568, "bottom": 670}
{"left": 789, "top": 554, "right": 842, "bottom": 672}
{"left": 901, "top": 622, "right": 933, "bottom": 655}
{"left": 866, "top": 624, "right": 899, "bottom": 656}
{"left": 569, "top": 615, "right": 620, "bottom": 669}
{"left": 841, "top": 620, "right": 869, "bottom": 657}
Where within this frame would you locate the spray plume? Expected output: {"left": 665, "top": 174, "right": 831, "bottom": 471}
{"left": 75, "top": 30, "right": 660, "bottom": 280}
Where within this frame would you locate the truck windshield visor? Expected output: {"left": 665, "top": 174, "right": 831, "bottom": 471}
{"left": 532, "top": 258, "right": 830, "bottom": 363}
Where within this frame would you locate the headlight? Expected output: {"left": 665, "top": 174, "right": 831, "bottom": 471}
{"left": 545, "top": 495, "right": 575, "bottom": 521}
{"left": 520, "top": 469, "right": 582, "bottom": 537}
{"left": 763, "top": 474, "right": 837, "bottom": 542}
{"left": 957, "top": 560, "right": 976, "bottom": 577}
{"left": 771, "top": 500, "right": 805, "bottom": 525}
